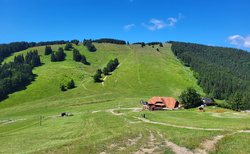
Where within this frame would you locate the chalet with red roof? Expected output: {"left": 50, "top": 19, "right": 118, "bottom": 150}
{"left": 147, "top": 97, "right": 180, "bottom": 111}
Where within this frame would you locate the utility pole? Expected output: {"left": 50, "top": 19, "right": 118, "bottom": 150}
{"left": 39, "top": 116, "right": 44, "bottom": 126}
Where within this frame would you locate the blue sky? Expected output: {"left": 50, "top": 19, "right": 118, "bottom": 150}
{"left": 0, "top": 0, "right": 249, "bottom": 51}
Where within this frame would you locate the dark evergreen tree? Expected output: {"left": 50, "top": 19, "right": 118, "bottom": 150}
{"left": 67, "top": 79, "right": 75, "bottom": 89}
{"left": 159, "top": 43, "right": 163, "bottom": 47}
{"left": 232, "top": 91, "right": 242, "bottom": 111}
{"left": 74, "top": 40, "right": 79, "bottom": 45}
{"left": 45, "top": 45, "right": 52, "bottom": 55}
{"left": 96, "top": 69, "right": 102, "bottom": 75}
{"left": 93, "top": 69, "right": 102, "bottom": 82}
{"left": 141, "top": 42, "right": 145, "bottom": 48}
{"left": 103, "top": 67, "right": 109, "bottom": 75}
{"left": 72, "top": 48, "right": 87, "bottom": 64}
{"left": 70, "top": 79, "right": 75, "bottom": 88}
{"left": 61, "top": 85, "right": 66, "bottom": 91}
{"left": 107, "top": 60, "right": 115, "bottom": 72}
{"left": 55, "top": 47, "right": 66, "bottom": 61}
{"left": 114, "top": 58, "right": 119, "bottom": 66}
{"left": 64, "top": 42, "right": 72, "bottom": 51}
{"left": 87, "top": 44, "right": 97, "bottom": 52}
{"left": 73, "top": 49, "right": 81, "bottom": 61}
{"left": 51, "top": 52, "right": 56, "bottom": 62}
{"left": 93, "top": 73, "right": 101, "bottom": 82}
{"left": 81, "top": 55, "right": 87, "bottom": 64}
{"left": 71, "top": 39, "right": 79, "bottom": 45}
{"left": 83, "top": 39, "right": 97, "bottom": 52}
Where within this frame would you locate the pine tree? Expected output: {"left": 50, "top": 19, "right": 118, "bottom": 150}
{"left": 96, "top": 69, "right": 102, "bottom": 75}
{"left": 51, "top": 52, "right": 56, "bottom": 62}
{"left": 64, "top": 42, "right": 72, "bottom": 51}
{"left": 74, "top": 40, "right": 79, "bottom": 45}
{"left": 56, "top": 47, "right": 65, "bottom": 61}
{"left": 103, "top": 67, "right": 109, "bottom": 75}
{"left": 232, "top": 90, "right": 242, "bottom": 111}
{"left": 141, "top": 42, "right": 145, "bottom": 48}
{"left": 114, "top": 58, "right": 119, "bottom": 66}
{"left": 93, "top": 73, "right": 101, "bottom": 82}
{"left": 81, "top": 55, "right": 86, "bottom": 64}
{"left": 70, "top": 79, "right": 75, "bottom": 88}
{"left": 61, "top": 85, "right": 66, "bottom": 91}
{"left": 67, "top": 79, "right": 75, "bottom": 89}
{"left": 45, "top": 45, "right": 52, "bottom": 55}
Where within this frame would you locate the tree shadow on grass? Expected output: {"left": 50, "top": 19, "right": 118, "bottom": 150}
{"left": 84, "top": 62, "right": 91, "bottom": 65}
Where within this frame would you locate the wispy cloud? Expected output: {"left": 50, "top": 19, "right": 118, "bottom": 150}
{"left": 142, "top": 18, "right": 167, "bottom": 31}
{"left": 227, "top": 35, "right": 250, "bottom": 48}
{"left": 178, "top": 13, "right": 183, "bottom": 19}
{"left": 167, "top": 17, "right": 177, "bottom": 28}
{"left": 123, "top": 24, "right": 135, "bottom": 31}
{"left": 142, "top": 13, "right": 182, "bottom": 31}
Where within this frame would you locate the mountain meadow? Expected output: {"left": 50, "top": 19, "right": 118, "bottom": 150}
{"left": 0, "top": 40, "right": 249, "bottom": 153}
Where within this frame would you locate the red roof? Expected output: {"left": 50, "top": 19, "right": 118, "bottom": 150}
{"left": 148, "top": 97, "right": 178, "bottom": 109}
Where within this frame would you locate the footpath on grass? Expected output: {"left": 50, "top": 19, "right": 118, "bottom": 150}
{"left": 106, "top": 108, "right": 250, "bottom": 154}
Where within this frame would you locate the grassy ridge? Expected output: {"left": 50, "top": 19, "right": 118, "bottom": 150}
{"left": 0, "top": 43, "right": 249, "bottom": 153}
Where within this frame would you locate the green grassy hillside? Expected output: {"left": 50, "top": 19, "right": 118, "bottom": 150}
{"left": 0, "top": 43, "right": 249, "bottom": 153}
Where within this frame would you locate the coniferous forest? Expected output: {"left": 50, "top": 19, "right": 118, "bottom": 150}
{"left": 1, "top": 40, "right": 249, "bottom": 110}
{"left": 170, "top": 41, "right": 250, "bottom": 110}
{"left": 0, "top": 41, "right": 68, "bottom": 64}
{"left": 0, "top": 50, "right": 41, "bottom": 101}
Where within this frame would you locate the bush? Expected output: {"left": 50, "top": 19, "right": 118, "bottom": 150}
{"left": 179, "top": 87, "right": 202, "bottom": 109}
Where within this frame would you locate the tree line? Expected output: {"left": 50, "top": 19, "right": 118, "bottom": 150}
{"left": 73, "top": 49, "right": 87, "bottom": 64}
{"left": 93, "top": 58, "right": 119, "bottom": 82}
{"left": 0, "top": 50, "right": 41, "bottom": 101}
{"left": 0, "top": 41, "right": 71, "bottom": 64}
{"left": 132, "top": 42, "right": 163, "bottom": 48}
{"left": 51, "top": 47, "right": 66, "bottom": 62}
{"left": 83, "top": 39, "right": 96, "bottom": 52}
{"left": 170, "top": 41, "right": 250, "bottom": 110}
{"left": 92, "top": 38, "right": 126, "bottom": 44}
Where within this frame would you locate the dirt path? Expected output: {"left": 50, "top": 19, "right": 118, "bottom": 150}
{"left": 2, "top": 119, "right": 26, "bottom": 125}
{"left": 134, "top": 129, "right": 159, "bottom": 154}
{"left": 101, "top": 46, "right": 134, "bottom": 88}
{"left": 135, "top": 129, "right": 197, "bottom": 154}
{"left": 134, "top": 117, "right": 226, "bottom": 131}
{"left": 201, "top": 135, "right": 225, "bottom": 152}
{"left": 81, "top": 79, "right": 88, "bottom": 90}
{"left": 133, "top": 116, "right": 250, "bottom": 153}
{"left": 102, "top": 76, "right": 108, "bottom": 87}
{"left": 100, "top": 133, "right": 143, "bottom": 154}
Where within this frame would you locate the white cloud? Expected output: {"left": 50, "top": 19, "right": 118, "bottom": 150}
{"left": 123, "top": 24, "right": 135, "bottom": 31}
{"left": 167, "top": 17, "right": 177, "bottom": 28}
{"left": 227, "top": 35, "right": 250, "bottom": 48}
{"left": 142, "top": 14, "right": 182, "bottom": 31}
{"left": 150, "top": 18, "right": 167, "bottom": 30}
